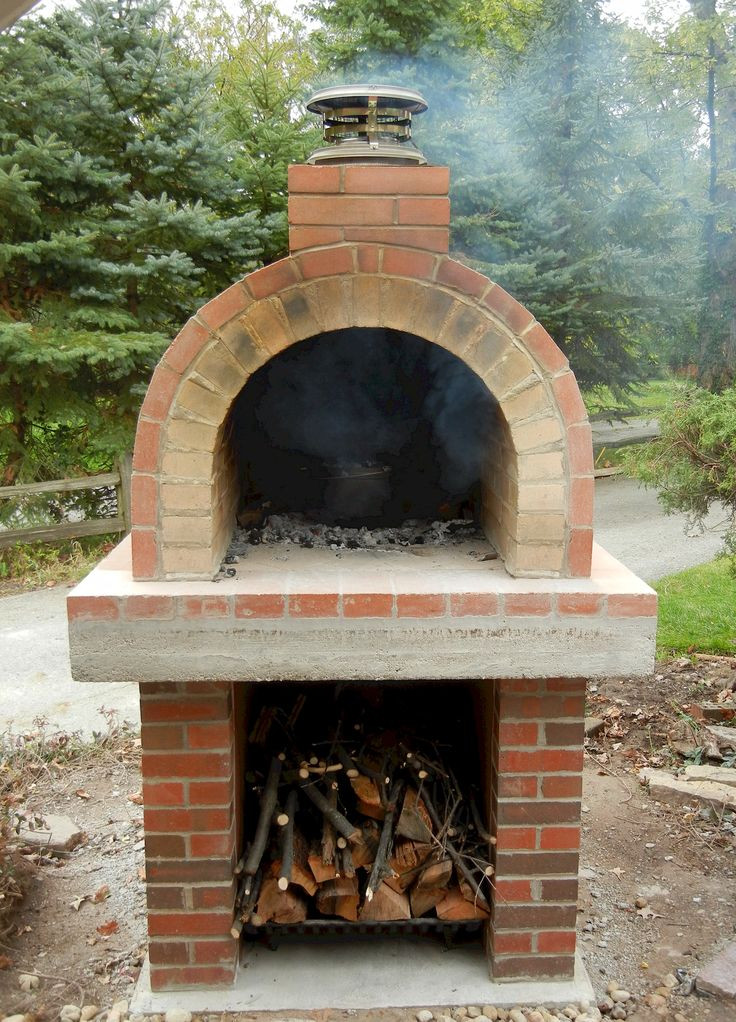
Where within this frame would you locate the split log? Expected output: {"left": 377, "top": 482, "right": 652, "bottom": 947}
{"left": 315, "top": 876, "right": 360, "bottom": 921}
{"left": 243, "top": 756, "right": 282, "bottom": 877}
{"left": 308, "top": 849, "right": 339, "bottom": 885}
{"left": 409, "top": 858, "right": 453, "bottom": 917}
{"left": 396, "top": 787, "right": 433, "bottom": 843}
{"left": 384, "top": 840, "right": 433, "bottom": 893}
{"left": 349, "top": 774, "right": 385, "bottom": 820}
{"left": 255, "top": 877, "right": 308, "bottom": 924}
{"left": 435, "top": 886, "right": 490, "bottom": 921}
{"left": 351, "top": 819, "right": 379, "bottom": 869}
{"left": 359, "top": 881, "right": 411, "bottom": 921}
{"left": 299, "top": 780, "right": 362, "bottom": 844}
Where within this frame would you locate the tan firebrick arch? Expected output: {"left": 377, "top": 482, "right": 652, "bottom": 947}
{"left": 130, "top": 244, "right": 593, "bottom": 582}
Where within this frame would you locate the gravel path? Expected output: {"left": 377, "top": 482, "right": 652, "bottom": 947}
{"left": 594, "top": 476, "right": 727, "bottom": 582}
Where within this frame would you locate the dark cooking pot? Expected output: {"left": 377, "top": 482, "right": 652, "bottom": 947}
{"left": 322, "top": 464, "right": 391, "bottom": 522}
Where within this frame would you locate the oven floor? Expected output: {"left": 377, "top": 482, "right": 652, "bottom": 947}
{"left": 131, "top": 941, "right": 593, "bottom": 1012}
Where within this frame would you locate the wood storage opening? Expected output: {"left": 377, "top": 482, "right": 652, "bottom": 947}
{"left": 232, "top": 680, "right": 496, "bottom": 949}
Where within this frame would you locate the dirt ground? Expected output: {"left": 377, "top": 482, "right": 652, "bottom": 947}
{"left": 1, "top": 659, "right": 735, "bottom": 1022}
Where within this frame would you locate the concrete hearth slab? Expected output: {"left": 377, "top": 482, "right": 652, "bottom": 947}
{"left": 131, "top": 941, "right": 594, "bottom": 1013}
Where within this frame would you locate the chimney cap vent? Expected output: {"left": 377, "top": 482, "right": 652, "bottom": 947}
{"left": 306, "top": 84, "right": 428, "bottom": 165}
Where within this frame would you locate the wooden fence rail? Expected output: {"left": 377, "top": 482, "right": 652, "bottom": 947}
{"left": 0, "top": 454, "right": 132, "bottom": 550}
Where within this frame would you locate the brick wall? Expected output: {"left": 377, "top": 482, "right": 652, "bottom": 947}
{"left": 134, "top": 675, "right": 586, "bottom": 990}
{"left": 141, "top": 682, "right": 240, "bottom": 991}
{"left": 130, "top": 250, "right": 593, "bottom": 581}
{"left": 288, "top": 164, "right": 450, "bottom": 253}
{"left": 489, "top": 678, "right": 584, "bottom": 979}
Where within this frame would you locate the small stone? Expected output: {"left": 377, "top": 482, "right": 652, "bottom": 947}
{"left": 468, "top": 1010, "right": 482, "bottom": 1020}
{"left": 606, "top": 982, "right": 619, "bottom": 995}
{"left": 482, "top": 1010, "right": 498, "bottom": 1022}
{"left": 80, "top": 1008, "right": 99, "bottom": 1022}
{"left": 60, "top": 1007, "right": 81, "bottom": 1022}
{"left": 610, "top": 991, "right": 631, "bottom": 1003}
{"left": 417, "top": 1011, "right": 434, "bottom": 1022}
{"left": 164, "top": 1013, "right": 192, "bottom": 1022}
{"left": 662, "top": 974, "right": 679, "bottom": 989}
{"left": 475, "top": 1017, "right": 490, "bottom": 1022}
{"left": 107, "top": 1011, "right": 120, "bottom": 1022}
{"left": 673, "top": 1014, "right": 688, "bottom": 1022}
{"left": 598, "top": 999, "right": 614, "bottom": 1015}
{"left": 4, "top": 1016, "right": 27, "bottom": 1022}
{"left": 528, "top": 1013, "right": 545, "bottom": 1022}
{"left": 645, "top": 994, "right": 667, "bottom": 1009}
{"left": 653, "top": 986, "right": 671, "bottom": 998}
{"left": 634, "top": 897, "right": 648, "bottom": 909}
{"left": 111, "top": 1002, "right": 128, "bottom": 1018}
{"left": 562, "top": 1008, "right": 578, "bottom": 1020}
{"left": 610, "top": 1009, "right": 626, "bottom": 1021}
{"left": 18, "top": 973, "right": 40, "bottom": 992}
{"left": 509, "top": 1011, "right": 526, "bottom": 1022}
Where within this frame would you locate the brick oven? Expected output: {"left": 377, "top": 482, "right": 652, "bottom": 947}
{"left": 67, "top": 86, "right": 657, "bottom": 1010}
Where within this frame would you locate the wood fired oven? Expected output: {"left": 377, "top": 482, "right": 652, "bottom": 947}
{"left": 66, "top": 86, "right": 657, "bottom": 1007}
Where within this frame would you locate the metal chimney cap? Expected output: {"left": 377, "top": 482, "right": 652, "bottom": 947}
{"left": 306, "top": 84, "right": 428, "bottom": 115}
{"left": 306, "top": 84, "right": 429, "bottom": 165}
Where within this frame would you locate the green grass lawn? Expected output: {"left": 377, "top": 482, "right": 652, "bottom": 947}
{"left": 654, "top": 557, "right": 736, "bottom": 657}
{"left": 583, "top": 376, "right": 684, "bottom": 419}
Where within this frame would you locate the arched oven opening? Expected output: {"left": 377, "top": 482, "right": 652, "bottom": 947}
{"left": 226, "top": 327, "right": 498, "bottom": 548}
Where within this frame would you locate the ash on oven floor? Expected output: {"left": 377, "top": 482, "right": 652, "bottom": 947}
{"left": 227, "top": 514, "right": 486, "bottom": 557}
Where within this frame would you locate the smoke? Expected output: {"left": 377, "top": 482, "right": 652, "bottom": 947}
{"left": 230, "top": 327, "right": 495, "bottom": 519}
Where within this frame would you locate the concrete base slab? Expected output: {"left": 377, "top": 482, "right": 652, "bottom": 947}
{"left": 131, "top": 939, "right": 594, "bottom": 1014}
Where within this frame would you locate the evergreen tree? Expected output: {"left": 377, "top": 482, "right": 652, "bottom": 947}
{"left": 177, "top": 0, "right": 322, "bottom": 262}
{"left": 451, "top": 0, "right": 694, "bottom": 396}
{"left": 0, "top": 0, "right": 268, "bottom": 483}
{"left": 309, "top": 0, "right": 694, "bottom": 398}
{"left": 653, "top": 0, "right": 736, "bottom": 389}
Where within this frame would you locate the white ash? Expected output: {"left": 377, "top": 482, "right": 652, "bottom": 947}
{"left": 226, "top": 514, "right": 485, "bottom": 557}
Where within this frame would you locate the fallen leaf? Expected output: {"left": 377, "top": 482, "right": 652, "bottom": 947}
{"left": 96, "top": 920, "right": 119, "bottom": 936}
{"left": 75, "top": 789, "right": 91, "bottom": 800}
{"left": 93, "top": 885, "right": 110, "bottom": 903}
{"left": 0, "top": 955, "right": 11, "bottom": 970}
{"left": 636, "top": 905, "right": 662, "bottom": 920}
{"left": 127, "top": 791, "right": 144, "bottom": 805}
{"left": 70, "top": 895, "right": 90, "bottom": 911}
{"left": 611, "top": 867, "right": 625, "bottom": 877}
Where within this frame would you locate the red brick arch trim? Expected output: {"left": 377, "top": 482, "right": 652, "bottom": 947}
{"left": 131, "top": 244, "right": 593, "bottom": 581}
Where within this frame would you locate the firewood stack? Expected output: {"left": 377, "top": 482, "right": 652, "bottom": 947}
{"left": 231, "top": 691, "right": 495, "bottom": 936}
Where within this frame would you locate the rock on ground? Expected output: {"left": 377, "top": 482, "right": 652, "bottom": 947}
{"left": 696, "top": 938, "right": 736, "bottom": 998}
{"left": 17, "top": 812, "right": 85, "bottom": 851}
{"left": 639, "top": 767, "right": 736, "bottom": 810}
